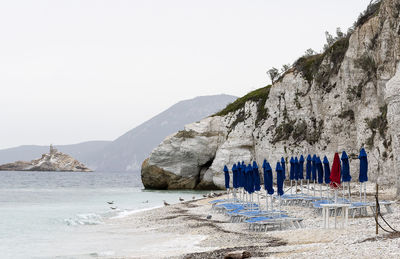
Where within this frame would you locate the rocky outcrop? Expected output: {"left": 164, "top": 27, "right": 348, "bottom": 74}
{"left": 141, "top": 0, "right": 400, "bottom": 193}
{"left": 0, "top": 145, "right": 92, "bottom": 172}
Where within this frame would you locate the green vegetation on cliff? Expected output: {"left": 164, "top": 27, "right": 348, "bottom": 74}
{"left": 214, "top": 85, "right": 271, "bottom": 117}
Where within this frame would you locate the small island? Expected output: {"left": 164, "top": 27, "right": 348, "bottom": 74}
{"left": 0, "top": 144, "right": 92, "bottom": 172}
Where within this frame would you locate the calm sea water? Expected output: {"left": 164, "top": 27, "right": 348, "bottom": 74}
{"left": 0, "top": 171, "right": 209, "bottom": 258}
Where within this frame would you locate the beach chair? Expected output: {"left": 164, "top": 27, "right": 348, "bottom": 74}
{"left": 245, "top": 215, "right": 304, "bottom": 232}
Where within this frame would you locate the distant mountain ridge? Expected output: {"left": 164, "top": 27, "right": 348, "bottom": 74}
{"left": 0, "top": 94, "right": 237, "bottom": 172}
{"left": 85, "top": 94, "right": 237, "bottom": 172}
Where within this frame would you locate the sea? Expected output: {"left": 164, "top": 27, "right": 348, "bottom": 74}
{"left": 0, "top": 171, "right": 210, "bottom": 258}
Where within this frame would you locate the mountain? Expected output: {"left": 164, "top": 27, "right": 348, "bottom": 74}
{"left": 0, "top": 141, "right": 110, "bottom": 165}
{"left": 86, "top": 94, "right": 237, "bottom": 172}
{"left": 0, "top": 94, "right": 237, "bottom": 172}
{"left": 141, "top": 0, "right": 400, "bottom": 194}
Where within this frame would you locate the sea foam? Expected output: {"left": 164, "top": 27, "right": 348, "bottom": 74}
{"left": 64, "top": 213, "right": 103, "bottom": 226}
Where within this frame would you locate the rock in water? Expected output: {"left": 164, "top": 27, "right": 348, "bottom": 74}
{"left": 0, "top": 145, "right": 92, "bottom": 172}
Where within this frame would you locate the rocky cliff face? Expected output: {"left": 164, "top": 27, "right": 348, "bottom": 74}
{"left": 0, "top": 146, "right": 92, "bottom": 172}
{"left": 141, "top": 0, "right": 400, "bottom": 193}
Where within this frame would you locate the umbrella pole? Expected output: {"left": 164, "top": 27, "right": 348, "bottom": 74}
{"left": 364, "top": 183, "right": 367, "bottom": 203}
{"left": 271, "top": 195, "right": 273, "bottom": 211}
{"left": 360, "top": 183, "right": 362, "bottom": 202}
{"left": 326, "top": 184, "right": 329, "bottom": 200}
{"left": 343, "top": 184, "right": 345, "bottom": 200}
{"left": 301, "top": 180, "right": 303, "bottom": 194}
{"left": 320, "top": 184, "right": 322, "bottom": 198}
{"left": 290, "top": 180, "right": 293, "bottom": 195}
{"left": 295, "top": 181, "right": 298, "bottom": 195}
{"left": 266, "top": 190, "right": 269, "bottom": 212}
{"left": 257, "top": 192, "right": 260, "bottom": 210}
{"left": 307, "top": 180, "right": 310, "bottom": 195}
{"left": 335, "top": 189, "right": 338, "bottom": 204}
{"left": 279, "top": 195, "right": 281, "bottom": 217}
{"left": 348, "top": 182, "right": 351, "bottom": 202}
{"left": 313, "top": 180, "right": 316, "bottom": 197}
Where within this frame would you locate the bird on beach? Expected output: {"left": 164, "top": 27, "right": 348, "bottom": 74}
{"left": 202, "top": 194, "right": 207, "bottom": 198}
{"left": 142, "top": 200, "right": 149, "bottom": 203}
{"left": 163, "top": 200, "right": 170, "bottom": 206}
{"left": 192, "top": 196, "right": 195, "bottom": 200}
{"left": 206, "top": 215, "right": 212, "bottom": 220}
{"left": 110, "top": 207, "right": 117, "bottom": 210}
{"left": 179, "top": 197, "right": 184, "bottom": 202}
{"left": 107, "top": 201, "right": 114, "bottom": 205}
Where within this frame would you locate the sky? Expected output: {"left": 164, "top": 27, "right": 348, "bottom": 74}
{"left": 0, "top": 0, "right": 371, "bottom": 149}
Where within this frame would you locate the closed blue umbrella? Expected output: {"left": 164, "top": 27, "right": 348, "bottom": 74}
{"left": 240, "top": 161, "right": 246, "bottom": 188}
{"left": 299, "top": 155, "right": 305, "bottom": 194}
{"left": 276, "top": 162, "right": 284, "bottom": 215}
{"left": 281, "top": 157, "right": 286, "bottom": 180}
{"left": 262, "top": 159, "right": 268, "bottom": 185}
{"left": 306, "top": 155, "right": 312, "bottom": 180}
{"left": 223, "top": 165, "right": 230, "bottom": 189}
{"left": 323, "top": 156, "right": 331, "bottom": 184}
{"left": 311, "top": 155, "right": 317, "bottom": 197}
{"left": 289, "top": 157, "right": 295, "bottom": 180}
{"left": 289, "top": 157, "right": 295, "bottom": 195}
{"left": 276, "top": 162, "right": 284, "bottom": 196}
{"left": 252, "top": 161, "right": 261, "bottom": 192}
{"left": 317, "top": 157, "right": 323, "bottom": 184}
{"left": 311, "top": 155, "right": 317, "bottom": 181}
{"left": 359, "top": 148, "right": 368, "bottom": 182}
{"left": 294, "top": 157, "right": 299, "bottom": 181}
{"left": 243, "top": 163, "right": 249, "bottom": 193}
{"left": 246, "top": 164, "right": 254, "bottom": 194}
{"left": 264, "top": 161, "right": 274, "bottom": 211}
{"left": 264, "top": 162, "right": 274, "bottom": 195}
{"left": 359, "top": 148, "right": 368, "bottom": 202}
{"left": 316, "top": 157, "right": 324, "bottom": 197}
{"left": 236, "top": 162, "right": 241, "bottom": 188}
{"left": 341, "top": 151, "right": 351, "bottom": 182}
{"left": 231, "top": 164, "right": 236, "bottom": 189}
{"left": 299, "top": 155, "right": 305, "bottom": 180}
{"left": 341, "top": 151, "right": 352, "bottom": 201}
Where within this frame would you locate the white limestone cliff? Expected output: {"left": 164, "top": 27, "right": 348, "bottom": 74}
{"left": 142, "top": 0, "right": 400, "bottom": 193}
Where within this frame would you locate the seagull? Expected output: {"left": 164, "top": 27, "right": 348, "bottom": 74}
{"left": 202, "top": 194, "right": 207, "bottom": 198}
{"left": 179, "top": 197, "right": 184, "bottom": 202}
{"left": 192, "top": 196, "right": 195, "bottom": 200}
{"left": 107, "top": 201, "right": 114, "bottom": 205}
{"left": 110, "top": 207, "right": 117, "bottom": 210}
{"left": 163, "top": 200, "right": 170, "bottom": 206}
{"left": 206, "top": 215, "right": 212, "bottom": 219}
{"left": 142, "top": 200, "right": 149, "bottom": 203}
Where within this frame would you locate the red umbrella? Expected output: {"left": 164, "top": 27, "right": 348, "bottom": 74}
{"left": 330, "top": 152, "right": 341, "bottom": 189}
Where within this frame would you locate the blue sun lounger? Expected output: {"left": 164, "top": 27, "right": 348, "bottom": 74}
{"left": 245, "top": 215, "right": 304, "bottom": 231}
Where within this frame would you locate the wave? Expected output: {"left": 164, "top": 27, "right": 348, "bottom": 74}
{"left": 111, "top": 206, "right": 162, "bottom": 219}
{"left": 64, "top": 213, "right": 104, "bottom": 226}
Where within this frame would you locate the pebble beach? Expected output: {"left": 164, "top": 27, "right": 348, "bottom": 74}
{"left": 108, "top": 183, "right": 400, "bottom": 258}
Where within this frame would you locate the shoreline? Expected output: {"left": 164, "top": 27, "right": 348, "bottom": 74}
{"left": 108, "top": 183, "right": 400, "bottom": 258}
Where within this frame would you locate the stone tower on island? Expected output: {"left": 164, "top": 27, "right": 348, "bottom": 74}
{"left": 49, "top": 144, "right": 58, "bottom": 155}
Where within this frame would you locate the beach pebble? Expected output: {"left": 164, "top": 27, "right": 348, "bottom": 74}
{"left": 224, "top": 250, "right": 251, "bottom": 259}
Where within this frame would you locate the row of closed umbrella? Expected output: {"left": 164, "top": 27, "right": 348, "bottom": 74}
{"left": 224, "top": 148, "right": 368, "bottom": 202}
{"left": 223, "top": 160, "right": 285, "bottom": 197}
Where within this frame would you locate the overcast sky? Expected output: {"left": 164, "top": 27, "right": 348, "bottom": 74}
{"left": 0, "top": 0, "right": 370, "bottom": 149}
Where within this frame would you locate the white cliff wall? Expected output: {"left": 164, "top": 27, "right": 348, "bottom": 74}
{"left": 142, "top": 0, "right": 400, "bottom": 192}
